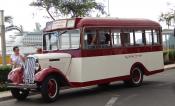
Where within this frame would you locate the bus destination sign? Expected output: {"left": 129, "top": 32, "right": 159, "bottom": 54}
{"left": 45, "top": 19, "right": 76, "bottom": 31}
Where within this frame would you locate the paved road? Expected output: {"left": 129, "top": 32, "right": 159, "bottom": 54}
{"left": 1, "top": 69, "right": 175, "bottom": 106}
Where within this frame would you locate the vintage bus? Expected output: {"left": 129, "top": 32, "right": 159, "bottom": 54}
{"left": 7, "top": 17, "right": 164, "bottom": 102}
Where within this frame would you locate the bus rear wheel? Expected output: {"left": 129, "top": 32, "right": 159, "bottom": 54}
{"left": 40, "top": 75, "right": 59, "bottom": 102}
{"left": 124, "top": 67, "right": 143, "bottom": 87}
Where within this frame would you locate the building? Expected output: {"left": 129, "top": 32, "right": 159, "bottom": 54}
{"left": 5, "top": 31, "right": 42, "bottom": 55}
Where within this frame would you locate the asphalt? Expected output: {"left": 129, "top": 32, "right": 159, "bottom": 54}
{"left": 0, "top": 64, "right": 175, "bottom": 102}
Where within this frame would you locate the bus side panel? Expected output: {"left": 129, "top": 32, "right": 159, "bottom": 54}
{"left": 68, "top": 51, "right": 164, "bottom": 85}
{"left": 81, "top": 54, "right": 133, "bottom": 82}
{"left": 142, "top": 51, "right": 164, "bottom": 72}
{"left": 68, "top": 58, "right": 82, "bottom": 82}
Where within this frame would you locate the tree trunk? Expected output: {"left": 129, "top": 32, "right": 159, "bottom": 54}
{"left": 46, "top": 9, "right": 55, "bottom": 20}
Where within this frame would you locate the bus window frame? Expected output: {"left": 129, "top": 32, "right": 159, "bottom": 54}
{"left": 121, "top": 29, "right": 136, "bottom": 46}
{"left": 111, "top": 28, "right": 122, "bottom": 47}
{"left": 81, "top": 26, "right": 162, "bottom": 50}
{"left": 43, "top": 29, "right": 82, "bottom": 51}
{"left": 152, "top": 29, "right": 161, "bottom": 45}
{"left": 82, "top": 27, "right": 113, "bottom": 50}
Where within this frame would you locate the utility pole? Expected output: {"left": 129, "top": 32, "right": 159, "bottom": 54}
{"left": 0, "top": 10, "right": 6, "bottom": 65}
{"left": 108, "top": 0, "right": 110, "bottom": 16}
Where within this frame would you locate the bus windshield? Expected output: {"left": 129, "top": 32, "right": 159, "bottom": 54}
{"left": 43, "top": 29, "right": 80, "bottom": 51}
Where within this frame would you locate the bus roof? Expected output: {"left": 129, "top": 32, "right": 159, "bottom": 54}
{"left": 77, "top": 17, "right": 161, "bottom": 28}
{"left": 44, "top": 17, "right": 161, "bottom": 32}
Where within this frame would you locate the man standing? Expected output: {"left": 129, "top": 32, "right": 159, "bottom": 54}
{"left": 10, "top": 46, "right": 25, "bottom": 69}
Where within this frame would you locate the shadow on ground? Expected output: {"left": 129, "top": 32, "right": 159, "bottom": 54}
{"left": 11, "top": 79, "right": 172, "bottom": 105}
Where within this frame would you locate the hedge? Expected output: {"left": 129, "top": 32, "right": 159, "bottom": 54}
{"left": 169, "top": 49, "right": 175, "bottom": 60}
{"left": 0, "top": 65, "right": 12, "bottom": 92}
{"left": 163, "top": 49, "right": 175, "bottom": 65}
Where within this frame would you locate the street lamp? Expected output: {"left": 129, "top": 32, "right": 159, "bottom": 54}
{"left": 0, "top": 10, "right": 6, "bottom": 65}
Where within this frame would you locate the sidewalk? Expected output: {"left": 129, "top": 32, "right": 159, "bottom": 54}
{"left": 0, "top": 91, "right": 13, "bottom": 102}
{"left": 164, "top": 64, "right": 175, "bottom": 71}
{"left": 0, "top": 64, "right": 175, "bottom": 102}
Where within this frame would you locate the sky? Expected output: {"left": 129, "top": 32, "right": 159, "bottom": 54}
{"left": 0, "top": 0, "right": 175, "bottom": 31}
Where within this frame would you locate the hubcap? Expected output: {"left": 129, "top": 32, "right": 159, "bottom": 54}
{"left": 132, "top": 68, "right": 141, "bottom": 84}
{"left": 47, "top": 79, "right": 58, "bottom": 98}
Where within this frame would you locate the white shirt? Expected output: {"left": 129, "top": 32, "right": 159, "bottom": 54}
{"left": 10, "top": 54, "right": 24, "bottom": 68}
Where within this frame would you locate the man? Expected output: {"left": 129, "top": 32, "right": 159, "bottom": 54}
{"left": 10, "top": 46, "right": 25, "bottom": 69}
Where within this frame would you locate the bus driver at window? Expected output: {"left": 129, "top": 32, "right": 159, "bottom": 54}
{"left": 90, "top": 34, "right": 97, "bottom": 45}
{"left": 87, "top": 31, "right": 97, "bottom": 46}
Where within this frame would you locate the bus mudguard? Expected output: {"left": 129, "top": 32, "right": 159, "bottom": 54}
{"left": 34, "top": 67, "right": 70, "bottom": 85}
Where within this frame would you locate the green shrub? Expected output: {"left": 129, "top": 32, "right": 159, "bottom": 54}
{"left": 0, "top": 65, "right": 12, "bottom": 92}
{"left": 163, "top": 51, "right": 168, "bottom": 56}
{"left": 169, "top": 49, "right": 175, "bottom": 61}
{"left": 0, "top": 65, "right": 12, "bottom": 82}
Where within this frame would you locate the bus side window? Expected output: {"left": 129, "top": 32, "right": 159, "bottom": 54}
{"left": 135, "top": 30, "right": 144, "bottom": 45}
{"left": 111, "top": 30, "right": 121, "bottom": 47}
{"left": 121, "top": 33, "right": 130, "bottom": 46}
{"left": 153, "top": 30, "right": 160, "bottom": 44}
{"left": 145, "top": 30, "right": 152, "bottom": 45}
{"left": 121, "top": 31, "right": 134, "bottom": 47}
{"left": 98, "top": 30, "right": 111, "bottom": 48}
{"left": 84, "top": 30, "right": 97, "bottom": 49}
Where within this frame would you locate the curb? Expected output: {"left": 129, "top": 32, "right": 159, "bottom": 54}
{"left": 0, "top": 91, "right": 13, "bottom": 102}
{"left": 0, "top": 95, "right": 13, "bottom": 102}
{"left": 164, "top": 66, "right": 175, "bottom": 71}
{"left": 164, "top": 64, "right": 175, "bottom": 71}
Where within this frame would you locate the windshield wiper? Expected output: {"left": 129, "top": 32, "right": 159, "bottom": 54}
{"left": 58, "top": 31, "right": 67, "bottom": 37}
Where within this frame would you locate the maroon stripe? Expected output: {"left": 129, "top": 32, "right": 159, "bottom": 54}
{"left": 45, "top": 45, "right": 162, "bottom": 58}
{"left": 70, "top": 69, "right": 164, "bottom": 87}
{"left": 70, "top": 75, "right": 130, "bottom": 87}
{"left": 130, "top": 62, "right": 164, "bottom": 76}
{"left": 144, "top": 69, "right": 164, "bottom": 76}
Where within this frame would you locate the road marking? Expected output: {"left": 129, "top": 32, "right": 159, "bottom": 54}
{"left": 105, "top": 97, "right": 118, "bottom": 106}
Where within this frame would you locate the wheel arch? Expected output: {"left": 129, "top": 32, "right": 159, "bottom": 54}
{"left": 130, "top": 62, "right": 148, "bottom": 75}
{"left": 35, "top": 67, "right": 71, "bottom": 87}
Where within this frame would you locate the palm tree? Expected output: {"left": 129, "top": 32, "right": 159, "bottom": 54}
{"left": 4, "top": 16, "right": 13, "bottom": 25}
{"left": 4, "top": 16, "right": 23, "bottom": 33}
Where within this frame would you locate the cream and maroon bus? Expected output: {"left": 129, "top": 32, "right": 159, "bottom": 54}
{"left": 7, "top": 17, "right": 164, "bottom": 102}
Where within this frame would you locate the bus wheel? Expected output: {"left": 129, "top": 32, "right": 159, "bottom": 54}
{"left": 11, "top": 88, "right": 29, "bottom": 100}
{"left": 125, "top": 67, "right": 143, "bottom": 87}
{"left": 41, "top": 75, "right": 59, "bottom": 102}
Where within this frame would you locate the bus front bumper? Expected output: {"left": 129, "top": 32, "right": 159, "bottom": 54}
{"left": 6, "top": 83, "right": 37, "bottom": 89}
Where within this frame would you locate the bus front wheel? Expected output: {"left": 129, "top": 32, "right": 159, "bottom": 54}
{"left": 40, "top": 75, "right": 59, "bottom": 102}
{"left": 124, "top": 67, "right": 143, "bottom": 87}
{"left": 11, "top": 88, "right": 29, "bottom": 100}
